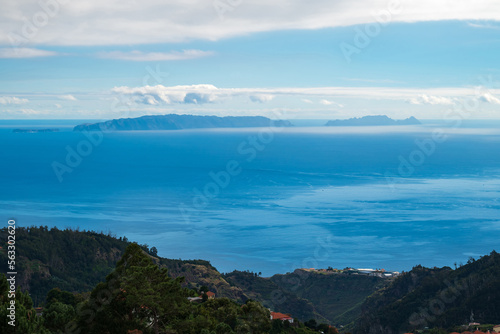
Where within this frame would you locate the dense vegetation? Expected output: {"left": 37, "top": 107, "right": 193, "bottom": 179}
{"left": 0, "top": 226, "right": 130, "bottom": 304}
{"left": 352, "top": 251, "right": 500, "bottom": 334}
{"left": 0, "top": 227, "right": 383, "bottom": 326}
{"left": 0, "top": 275, "right": 50, "bottom": 334}
{"left": 1, "top": 227, "right": 499, "bottom": 333}
{"left": 273, "top": 270, "right": 387, "bottom": 327}
{"left": 0, "top": 226, "right": 244, "bottom": 305}
{"left": 224, "top": 270, "right": 321, "bottom": 322}
{"left": 224, "top": 270, "right": 387, "bottom": 327}
{"left": 1, "top": 243, "right": 332, "bottom": 333}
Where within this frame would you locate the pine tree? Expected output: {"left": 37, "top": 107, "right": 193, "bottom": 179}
{"left": 0, "top": 274, "right": 50, "bottom": 334}
{"left": 78, "top": 243, "right": 191, "bottom": 334}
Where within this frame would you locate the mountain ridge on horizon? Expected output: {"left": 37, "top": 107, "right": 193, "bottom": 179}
{"left": 73, "top": 114, "right": 293, "bottom": 131}
{"left": 325, "top": 115, "right": 421, "bottom": 126}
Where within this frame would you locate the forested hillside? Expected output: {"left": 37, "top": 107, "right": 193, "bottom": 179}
{"left": 2, "top": 227, "right": 498, "bottom": 334}
{"left": 1, "top": 243, "right": 329, "bottom": 333}
{"left": 224, "top": 270, "right": 321, "bottom": 322}
{"left": 0, "top": 226, "right": 386, "bottom": 326}
{"left": 0, "top": 226, "right": 244, "bottom": 305}
{"left": 224, "top": 270, "right": 387, "bottom": 327}
{"left": 0, "top": 226, "right": 128, "bottom": 304}
{"left": 352, "top": 251, "right": 500, "bottom": 334}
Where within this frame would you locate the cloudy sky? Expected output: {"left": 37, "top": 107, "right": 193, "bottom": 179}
{"left": 1, "top": 0, "right": 500, "bottom": 119}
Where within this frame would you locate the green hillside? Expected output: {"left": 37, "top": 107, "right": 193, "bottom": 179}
{"left": 0, "top": 226, "right": 128, "bottom": 304}
{"left": 352, "top": 251, "right": 500, "bottom": 334}
{"left": 4, "top": 226, "right": 497, "bottom": 334}
{"left": 224, "top": 270, "right": 388, "bottom": 327}
{"left": 0, "top": 226, "right": 388, "bottom": 327}
{"left": 1, "top": 242, "right": 325, "bottom": 334}
{"left": 0, "top": 227, "right": 243, "bottom": 305}
{"left": 271, "top": 270, "right": 387, "bottom": 327}
{"left": 224, "top": 270, "right": 321, "bottom": 322}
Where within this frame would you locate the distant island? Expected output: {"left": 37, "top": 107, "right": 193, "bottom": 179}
{"left": 74, "top": 114, "right": 292, "bottom": 131}
{"left": 325, "top": 115, "right": 421, "bottom": 126}
{"left": 13, "top": 128, "right": 59, "bottom": 133}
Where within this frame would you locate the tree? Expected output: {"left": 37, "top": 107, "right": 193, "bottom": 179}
{"left": 317, "top": 323, "right": 339, "bottom": 334}
{"left": 78, "top": 243, "right": 191, "bottom": 334}
{"left": 0, "top": 274, "right": 50, "bottom": 334}
{"left": 43, "top": 301, "right": 76, "bottom": 332}
{"left": 45, "top": 288, "right": 80, "bottom": 308}
{"left": 238, "top": 300, "right": 271, "bottom": 333}
{"left": 270, "top": 319, "right": 285, "bottom": 334}
{"left": 304, "top": 319, "right": 317, "bottom": 330}
{"left": 215, "top": 322, "right": 234, "bottom": 334}
{"left": 150, "top": 246, "right": 158, "bottom": 257}
{"left": 121, "top": 262, "right": 188, "bottom": 334}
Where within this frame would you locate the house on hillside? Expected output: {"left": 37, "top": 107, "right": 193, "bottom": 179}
{"left": 188, "top": 291, "right": 215, "bottom": 302}
{"left": 270, "top": 311, "right": 293, "bottom": 323}
{"left": 493, "top": 325, "right": 500, "bottom": 333}
{"left": 383, "top": 271, "right": 400, "bottom": 277}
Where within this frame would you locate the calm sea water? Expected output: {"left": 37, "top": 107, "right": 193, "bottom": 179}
{"left": 1, "top": 119, "right": 499, "bottom": 275}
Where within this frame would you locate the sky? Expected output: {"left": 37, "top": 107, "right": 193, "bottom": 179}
{"left": 1, "top": 0, "right": 500, "bottom": 120}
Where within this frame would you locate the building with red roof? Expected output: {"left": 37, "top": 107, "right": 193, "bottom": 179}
{"left": 270, "top": 311, "right": 293, "bottom": 323}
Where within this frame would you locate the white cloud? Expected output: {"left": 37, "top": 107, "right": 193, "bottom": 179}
{"left": 0, "top": 96, "right": 29, "bottom": 104}
{"left": 479, "top": 92, "right": 500, "bottom": 104}
{"left": 97, "top": 49, "right": 214, "bottom": 61}
{"left": 18, "top": 108, "right": 41, "bottom": 115}
{"left": 112, "top": 85, "right": 282, "bottom": 105}
{"left": 342, "top": 78, "right": 401, "bottom": 84}
{"left": 58, "top": 94, "right": 77, "bottom": 101}
{"left": 2, "top": 108, "right": 43, "bottom": 115}
{"left": 249, "top": 94, "right": 274, "bottom": 103}
{"left": 1, "top": 1, "right": 499, "bottom": 46}
{"left": 112, "top": 84, "right": 500, "bottom": 106}
{"left": 467, "top": 22, "right": 500, "bottom": 29}
{"left": 319, "top": 99, "right": 344, "bottom": 107}
{"left": 302, "top": 99, "right": 313, "bottom": 104}
{"left": 112, "top": 84, "right": 221, "bottom": 105}
{"left": 0, "top": 47, "right": 58, "bottom": 58}
{"left": 407, "top": 94, "right": 455, "bottom": 105}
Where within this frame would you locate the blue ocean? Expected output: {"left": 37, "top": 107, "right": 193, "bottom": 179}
{"left": 1, "top": 119, "right": 499, "bottom": 275}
